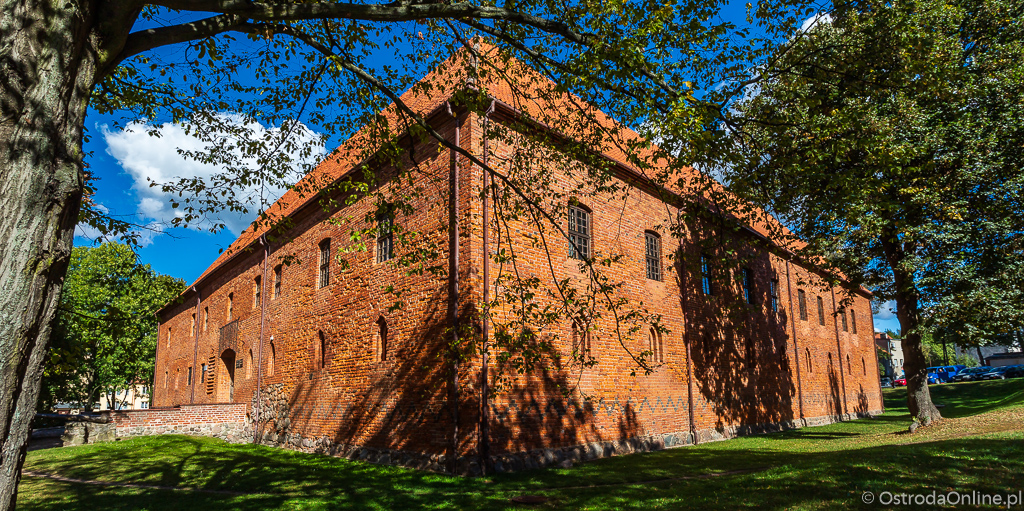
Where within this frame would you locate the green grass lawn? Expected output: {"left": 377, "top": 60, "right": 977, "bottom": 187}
{"left": 20, "top": 379, "right": 1024, "bottom": 510}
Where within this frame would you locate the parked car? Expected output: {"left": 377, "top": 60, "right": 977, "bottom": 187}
{"left": 952, "top": 366, "right": 992, "bottom": 382}
{"left": 880, "top": 377, "right": 893, "bottom": 388}
{"left": 893, "top": 374, "right": 939, "bottom": 386}
{"left": 927, "top": 365, "right": 967, "bottom": 383}
{"left": 981, "top": 365, "right": 1024, "bottom": 380}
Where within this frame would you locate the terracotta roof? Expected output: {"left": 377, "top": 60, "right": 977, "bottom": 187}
{"left": 176, "top": 41, "right": 849, "bottom": 300}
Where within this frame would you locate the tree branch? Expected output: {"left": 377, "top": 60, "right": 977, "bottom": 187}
{"left": 107, "top": 14, "right": 246, "bottom": 74}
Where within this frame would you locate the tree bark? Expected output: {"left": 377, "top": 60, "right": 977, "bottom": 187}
{"left": 0, "top": 2, "right": 99, "bottom": 508}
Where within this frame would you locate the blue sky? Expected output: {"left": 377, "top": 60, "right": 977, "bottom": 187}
{"left": 72, "top": 6, "right": 902, "bottom": 334}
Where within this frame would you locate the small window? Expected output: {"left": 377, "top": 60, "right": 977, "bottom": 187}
{"left": 190, "top": 313, "right": 196, "bottom": 336}
{"left": 805, "top": 348, "right": 812, "bottom": 372}
{"left": 175, "top": 368, "right": 180, "bottom": 390}
{"left": 273, "top": 265, "right": 282, "bottom": 299}
{"left": 187, "top": 366, "right": 193, "bottom": 386}
{"left": 227, "top": 293, "right": 234, "bottom": 321}
{"left": 167, "top": 327, "right": 172, "bottom": 348}
{"left": 572, "top": 319, "right": 592, "bottom": 354}
{"left": 741, "top": 268, "right": 754, "bottom": 304}
{"left": 798, "top": 290, "right": 808, "bottom": 320}
{"left": 376, "top": 317, "right": 388, "bottom": 362}
{"left": 862, "top": 357, "right": 866, "bottom": 375}
{"left": 851, "top": 310, "right": 858, "bottom": 333}
{"left": 376, "top": 212, "right": 394, "bottom": 263}
{"left": 141, "top": 401, "right": 149, "bottom": 409}
{"left": 268, "top": 342, "right": 276, "bottom": 376}
{"left": 568, "top": 205, "right": 591, "bottom": 259}
{"left": 847, "top": 354, "right": 852, "bottom": 374}
{"left": 164, "top": 370, "right": 168, "bottom": 390}
{"left": 648, "top": 327, "right": 664, "bottom": 363}
{"left": 701, "top": 254, "right": 714, "bottom": 295}
{"left": 841, "top": 310, "right": 848, "bottom": 332}
{"left": 200, "top": 364, "right": 207, "bottom": 384}
{"left": 254, "top": 276, "right": 261, "bottom": 308}
{"left": 644, "top": 232, "right": 661, "bottom": 281}
{"left": 817, "top": 296, "right": 825, "bottom": 326}
{"left": 203, "top": 307, "right": 209, "bottom": 332}
{"left": 769, "top": 279, "right": 779, "bottom": 312}
{"left": 317, "top": 331, "right": 327, "bottom": 370}
{"left": 318, "top": 239, "right": 331, "bottom": 289}
{"left": 247, "top": 349, "right": 253, "bottom": 379}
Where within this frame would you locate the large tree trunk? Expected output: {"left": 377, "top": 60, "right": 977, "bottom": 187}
{"left": 892, "top": 277, "right": 942, "bottom": 426}
{"left": 0, "top": 1, "right": 97, "bottom": 508}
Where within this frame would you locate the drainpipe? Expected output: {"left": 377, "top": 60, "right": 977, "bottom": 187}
{"left": 678, "top": 209, "right": 697, "bottom": 445}
{"left": 255, "top": 235, "right": 268, "bottom": 443}
{"left": 447, "top": 102, "right": 462, "bottom": 475}
{"left": 784, "top": 259, "right": 804, "bottom": 421}
{"left": 831, "top": 287, "right": 849, "bottom": 417}
{"left": 479, "top": 100, "right": 495, "bottom": 474}
{"left": 191, "top": 287, "right": 201, "bottom": 404}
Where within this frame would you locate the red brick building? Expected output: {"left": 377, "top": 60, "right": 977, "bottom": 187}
{"left": 154, "top": 46, "right": 883, "bottom": 473}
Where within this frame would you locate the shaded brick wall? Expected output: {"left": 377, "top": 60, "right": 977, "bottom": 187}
{"left": 154, "top": 105, "right": 884, "bottom": 469}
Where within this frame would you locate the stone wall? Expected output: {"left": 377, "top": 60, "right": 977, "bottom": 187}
{"left": 105, "top": 403, "right": 249, "bottom": 443}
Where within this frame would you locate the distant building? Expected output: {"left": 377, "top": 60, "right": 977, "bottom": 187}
{"left": 875, "top": 332, "right": 904, "bottom": 378}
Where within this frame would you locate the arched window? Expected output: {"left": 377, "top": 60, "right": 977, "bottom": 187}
{"left": 572, "top": 319, "right": 592, "bottom": 354}
{"left": 567, "top": 204, "right": 591, "bottom": 259}
{"left": 191, "top": 313, "right": 196, "bottom": 336}
{"left": 318, "top": 239, "right": 331, "bottom": 288}
{"left": 847, "top": 354, "right": 851, "bottom": 374}
{"left": 862, "top": 357, "right": 866, "bottom": 375}
{"left": 700, "top": 254, "right": 714, "bottom": 296}
{"left": 254, "top": 276, "right": 261, "bottom": 308}
{"left": 318, "top": 331, "right": 327, "bottom": 369}
{"left": 798, "top": 290, "right": 808, "bottom": 320}
{"left": 273, "top": 264, "right": 282, "bottom": 299}
{"left": 203, "top": 306, "right": 209, "bottom": 332}
{"left": 247, "top": 349, "right": 253, "bottom": 379}
{"left": 227, "top": 293, "right": 234, "bottom": 321}
{"left": 840, "top": 310, "right": 848, "bottom": 332}
{"left": 741, "top": 268, "right": 754, "bottom": 304}
{"left": 167, "top": 327, "right": 172, "bottom": 348}
{"left": 805, "top": 348, "right": 812, "bottom": 372}
{"left": 648, "top": 327, "right": 664, "bottom": 363}
{"left": 851, "top": 310, "right": 858, "bottom": 333}
{"left": 376, "top": 317, "right": 388, "bottom": 362}
{"left": 268, "top": 341, "right": 276, "bottom": 376}
{"left": 816, "top": 296, "right": 825, "bottom": 325}
{"left": 376, "top": 211, "right": 394, "bottom": 263}
{"left": 644, "top": 231, "right": 661, "bottom": 281}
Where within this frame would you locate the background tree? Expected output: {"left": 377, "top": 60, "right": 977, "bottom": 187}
{"left": 722, "top": 0, "right": 1024, "bottom": 426}
{"left": 0, "top": 0, "right": 817, "bottom": 504}
{"left": 37, "top": 243, "right": 185, "bottom": 413}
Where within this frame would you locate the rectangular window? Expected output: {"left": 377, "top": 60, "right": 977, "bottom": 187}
{"left": 273, "top": 265, "right": 282, "bottom": 299}
{"left": 190, "top": 313, "right": 196, "bottom": 336}
{"left": 254, "top": 276, "right": 261, "bottom": 308}
{"left": 770, "top": 279, "right": 779, "bottom": 312}
{"left": 203, "top": 307, "right": 208, "bottom": 332}
{"left": 318, "top": 239, "right": 331, "bottom": 288}
{"left": 644, "top": 232, "right": 661, "bottom": 281}
{"left": 187, "top": 366, "right": 193, "bottom": 386}
{"left": 841, "top": 310, "right": 848, "bottom": 331}
{"left": 141, "top": 401, "right": 149, "bottom": 409}
{"left": 376, "top": 213, "right": 394, "bottom": 263}
{"left": 851, "top": 310, "right": 858, "bottom": 333}
{"left": 817, "top": 296, "right": 825, "bottom": 325}
{"left": 798, "top": 289, "right": 808, "bottom": 320}
{"left": 227, "top": 293, "right": 233, "bottom": 321}
{"left": 567, "top": 205, "right": 591, "bottom": 259}
{"left": 741, "top": 268, "right": 754, "bottom": 304}
{"left": 701, "top": 254, "right": 714, "bottom": 295}
{"left": 200, "top": 364, "right": 206, "bottom": 384}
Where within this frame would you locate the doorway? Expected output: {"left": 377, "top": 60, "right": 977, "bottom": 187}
{"left": 220, "top": 349, "right": 236, "bottom": 402}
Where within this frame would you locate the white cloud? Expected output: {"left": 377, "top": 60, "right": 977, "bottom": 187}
{"left": 799, "top": 13, "right": 832, "bottom": 33}
{"left": 102, "top": 114, "right": 325, "bottom": 237}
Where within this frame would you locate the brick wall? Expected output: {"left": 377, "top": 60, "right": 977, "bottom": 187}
{"left": 107, "top": 403, "right": 249, "bottom": 442}
{"left": 152, "top": 90, "right": 883, "bottom": 474}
